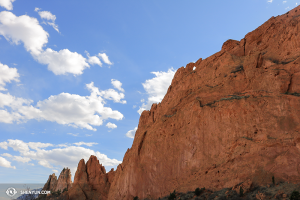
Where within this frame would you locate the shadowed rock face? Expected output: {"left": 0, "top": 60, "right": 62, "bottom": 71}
{"left": 107, "top": 5, "right": 300, "bottom": 200}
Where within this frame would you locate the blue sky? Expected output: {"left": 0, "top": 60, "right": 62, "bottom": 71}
{"left": 0, "top": 0, "right": 298, "bottom": 184}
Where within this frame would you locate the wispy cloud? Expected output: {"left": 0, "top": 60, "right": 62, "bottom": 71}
{"left": 35, "top": 8, "right": 59, "bottom": 32}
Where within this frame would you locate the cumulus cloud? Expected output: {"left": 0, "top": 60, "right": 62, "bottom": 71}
{"left": 35, "top": 8, "right": 59, "bottom": 32}
{"left": 85, "top": 51, "right": 102, "bottom": 67}
{"left": 111, "top": 79, "right": 124, "bottom": 92}
{"left": 126, "top": 127, "right": 137, "bottom": 139}
{"left": 87, "top": 82, "right": 126, "bottom": 104}
{"left": 34, "top": 48, "right": 90, "bottom": 75}
{"left": 138, "top": 68, "right": 176, "bottom": 114}
{"left": 0, "top": 11, "right": 107, "bottom": 76}
{"left": 0, "top": 139, "right": 121, "bottom": 175}
{"left": 98, "top": 53, "right": 112, "bottom": 65}
{"left": 0, "top": 81, "right": 125, "bottom": 131}
{"left": 0, "top": 11, "right": 49, "bottom": 55}
{"left": 73, "top": 142, "right": 98, "bottom": 147}
{"left": 0, "top": 0, "right": 16, "bottom": 10}
{"left": 0, "top": 156, "right": 15, "bottom": 169}
{"left": 268, "top": 0, "right": 273, "bottom": 2}
{"left": 106, "top": 122, "right": 117, "bottom": 129}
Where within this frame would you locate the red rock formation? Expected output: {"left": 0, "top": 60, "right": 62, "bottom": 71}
{"left": 56, "top": 168, "right": 72, "bottom": 192}
{"left": 66, "top": 155, "right": 115, "bottom": 200}
{"left": 41, "top": 173, "right": 57, "bottom": 195}
{"left": 42, "top": 5, "right": 300, "bottom": 200}
{"left": 107, "top": 5, "right": 300, "bottom": 200}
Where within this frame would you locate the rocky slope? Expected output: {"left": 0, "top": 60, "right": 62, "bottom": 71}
{"left": 41, "top": 5, "right": 300, "bottom": 200}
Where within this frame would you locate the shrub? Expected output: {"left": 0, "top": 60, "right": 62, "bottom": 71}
{"left": 272, "top": 176, "right": 275, "bottom": 185}
{"left": 168, "top": 190, "right": 176, "bottom": 200}
{"left": 240, "top": 187, "right": 244, "bottom": 197}
{"left": 290, "top": 190, "right": 300, "bottom": 200}
{"left": 133, "top": 196, "right": 138, "bottom": 200}
{"left": 63, "top": 187, "right": 68, "bottom": 193}
{"left": 195, "top": 187, "right": 205, "bottom": 196}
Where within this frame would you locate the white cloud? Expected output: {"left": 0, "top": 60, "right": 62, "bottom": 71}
{"left": 0, "top": 82, "right": 124, "bottom": 131}
{"left": 0, "top": 11, "right": 49, "bottom": 55}
{"left": 12, "top": 155, "right": 31, "bottom": 163}
{"left": 283, "top": 1, "right": 287, "bottom": 3}
{"left": 111, "top": 79, "right": 124, "bottom": 92}
{"left": 106, "top": 122, "right": 117, "bottom": 129}
{"left": 138, "top": 68, "right": 176, "bottom": 114}
{"left": 0, "top": 139, "right": 121, "bottom": 175}
{"left": 73, "top": 142, "right": 98, "bottom": 147}
{"left": 87, "top": 82, "right": 126, "bottom": 104}
{"left": 133, "top": 105, "right": 136, "bottom": 109}
{"left": 39, "top": 160, "right": 53, "bottom": 168}
{"left": 0, "top": 0, "right": 15, "bottom": 10}
{"left": 34, "top": 48, "right": 90, "bottom": 75}
{"left": 67, "top": 133, "right": 79, "bottom": 137}
{"left": 85, "top": 134, "right": 92, "bottom": 137}
{"left": 28, "top": 142, "right": 53, "bottom": 150}
{"left": 285, "top": 6, "right": 290, "bottom": 9}
{"left": 0, "top": 156, "right": 15, "bottom": 169}
{"left": 1, "top": 153, "right": 12, "bottom": 157}
{"left": 35, "top": 8, "right": 59, "bottom": 32}
{"left": 268, "top": 0, "right": 273, "bottom": 2}
{"left": 0, "top": 11, "right": 95, "bottom": 76}
{"left": 141, "top": 99, "right": 145, "bottom": 103}
{"left": 126, "top": 127, "right": 137, "bottom": 139}
{"left": 85, "top": 51, "right": 102, "bottom": 67}
{"left": 98, "top": 53, "right": 112, "bottom": 65}
{"left": 0, "top": 141, "right": 8, "bottom": 149}
{"left": 52, "top": 169, "right": 58, "bottom": 173}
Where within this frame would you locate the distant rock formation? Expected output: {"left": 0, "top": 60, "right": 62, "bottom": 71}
{"left": 41, "top": 5, "right": 300, "bottom": 200}
{"left": 66, "top": 155, "right": 115, "bottom": 200}
{"left": 40, "top": 168, "right": 72, "bottom": 197}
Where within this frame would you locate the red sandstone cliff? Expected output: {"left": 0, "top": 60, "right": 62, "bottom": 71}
{"left": 43, "top": 5, "right": 300, "bottom": 200}
{"left": 107, "top": 6, "right": 300, "bottom": 200}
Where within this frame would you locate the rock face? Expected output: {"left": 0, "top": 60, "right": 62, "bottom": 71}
{"left": 42, "top": 173, "right": 58, "bottom": 194}
{"left": 106, "top": 5, "right": 300, "bottom": 200}
{"left": 66, "top": 155, "right": 115, "bottom": 200}
{"left": 56, "top": 168, "right": 72, "bottom": 192}
{"left": 43, "top": 5, "right": 300, "bottom": 200}
{"left": 41, "top": 168, "right": 72, "bottom": 197}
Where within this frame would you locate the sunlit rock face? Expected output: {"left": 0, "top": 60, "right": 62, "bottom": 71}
{"left": 66, "top": 155, "right": 115, "bottom": 200}
{"left": 107, "top": 5, "right": 300, "bottom": 200}
{"left": 44, "top": 5, "right": 300, "bottom": 200}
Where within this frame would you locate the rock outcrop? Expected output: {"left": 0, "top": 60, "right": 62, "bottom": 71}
{"left": 107, "top": 5, "right": 300, "bottom": 200}
{"left": 42, "top": 5, "right": 300, "bottom": 200}
{"left": 66, "top": 155, "right": 115, "bottom": 200}
{"left": 56, "top": 168, "right": 72, "bottom": 192}
{"left": 41, "top": 173, "right": 58, "bottom": 194}
{"left": 40, "top": 168, "right": 72, "bottom": 198}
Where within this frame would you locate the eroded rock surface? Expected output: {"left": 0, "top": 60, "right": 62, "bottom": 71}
{"left": 107, "top": 5, "right": 300, "bottom": 200}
